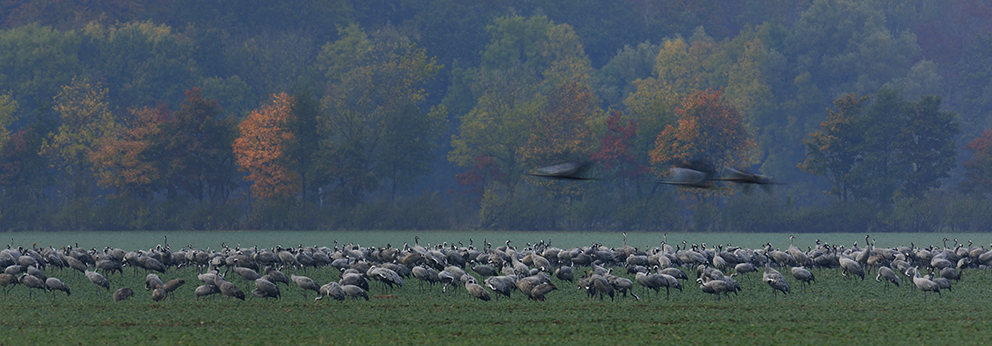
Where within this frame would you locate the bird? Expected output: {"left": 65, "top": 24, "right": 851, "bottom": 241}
{"left": 341, "top": 284, "right": 369, "bottom": 300}
{"left": 315, "top": 282, "right": 344, "bottom": 301}
{"left": 635, "top": 271, "right": 665, "bottom": 298}
{"left": 263, "top": 267, "right": 290, "bottom": 286}
{"left": 909, "top": 267, "right": 940, "bottom": 298}
{"left": 465, "top": 277, "right": 490, "bottom": 301}
{"left": 368, "top": 265, "right": 404, "bottom": 290}
{"left": 699, "top": 279, "right": 732, "bottom": 300}
{"left": 45, "top": 277, "right": 70, "bottom": 296}
{"left": 763, "top": 263, "right": 790, "bottom": 295}
{"left": 291, "top": 274, "right": 320, "bottom": 296}
{"left": 217, "top": 279, "right": 245, "bottom": 300}
{"left": 926, "top": 272, "right": 952, "bottom": 292}
{"left": 145, "top": 274, "right": 163, "bottom": 291}
{"left": 339, "top": 272, "right": 369, "bottom": 291}
{"left": 838, "top": 256, "right": 865, "bottom": 280}
{"left": 85, "top": 270, "right": 110, "bottom": 291}
{"left": 152, "top": 284, "right": 167, "bottom": 302}
{"left": 734, "top": 263, "right": 757, "bottom": 276}
{"left": 939, "top": 267, "right": 960, "bottom": 282}
{"left": 583, "top": 274, "right": 615, "bottom": 301}
{"left": 232, "top": 266, "right": 261, "bottom": 282}
{"left": 530, "top": 282, "right": 557, "bottom": 301}
{"left": 527, "top": 161, "right": 597, "bottom": 180}
{"left": 113, "top": 287, "right": 134, "bottom": 302}
{"left": 412, "top": 265, "right": 440, "bottom": 291}
{"left": 471, "top": 263, "right": 497, "bottom": 277}
{"left": 715, "top": 166, "right": 781, "bottom": 193}
{"left": 162, "top": 278, "right": 185, "bottom": 294}
{"left": 252, "top": 278, "right": 280, "bottom": 299}
{"left": 555, "top": 266, "right": 574, "bottom": 282}
{"left": 791, "top": 266, "right": 815, "bottom": 290}
{"left": 657, "top": 167, "right": 715, "bottom": 188}
{"left": 876, "top": 266, "right": 900, "bottom": 288}
{"left": 194, "top": 285, "right": 220, "bottom": 300}
{"left": 19, "top": 274, "right": 46, "bottom": 298}
{"left": 484, "top": 276, "right": 514, "bottom": 300}
{"left": 0, "top": 273, "right": 17, "bottom": 296}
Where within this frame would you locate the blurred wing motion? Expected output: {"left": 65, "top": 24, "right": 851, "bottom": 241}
{"left": 528, "top": 162, "right": 597, "bottom": 181}
{"left": 716, "top": 166, "right": 783, "bottom": 193}
{"left": 657, "top": 167, "right": 715, "bottom": 188}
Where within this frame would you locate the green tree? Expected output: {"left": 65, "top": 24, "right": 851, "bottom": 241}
{"left": 479, "top": 15, "right": 554, "bottom": 72}
{"left": 594, "top": 41, "right": 660, "bottom": 110}
{"left": 0, "top": 24, "right": 82, "bottom": 113}
{"left": 961, "top": 129, "right": 992, "bottom": 195}
{"left": 896, "top": 94, "right": 958, "bottom": 197}
{"left": 161, "top": 87, "right": 238, "bottom": 204}
{"left": 0, "top": 92, "right": 15, "bottom": 152}
{"left": 286, "top": 87, "right": 324, "bottom": 204}
{"left": 957, "top": 33, "right": 992, "bottom": 140}
{"left": 80, "top": 21, "right": 198, "bottom": 108}
{"left": 316, "top": 25, "right": 444, "bottom": 204}
{"left": 801, "top": 89, "right": 958, "bottom": 203}
{"left": 0, "top": 106, "right": 56, "bottom": 231}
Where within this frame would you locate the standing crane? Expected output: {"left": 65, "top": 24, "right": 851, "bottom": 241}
{"left": 909, "top": 267, "right": 940, "bottom": 298}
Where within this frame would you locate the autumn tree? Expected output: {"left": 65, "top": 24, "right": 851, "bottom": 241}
{"left": 649, "top": 89, "right": 755, "bottom": 180}
{"left": 233, "top": 93, "right": 300, "bottom": 200}
{"left": 590, "top": 110, "right": 646, "bottom": 197}
{"left": 39, "top": 77, "right": 116, "bottom": 203}
{"left": 90, "top": 104, "right": 169, "bottom": 198}
{"left": 621, "top": 33, "right": 724, "bottom": 196}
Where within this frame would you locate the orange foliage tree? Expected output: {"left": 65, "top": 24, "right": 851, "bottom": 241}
{"left": 91, "top": 104, "right": 170, "bottom": 197}
{"left": 233, "top": 92, "right": 300, "bottom": 200}
{"left": 649, "top": 89, "right": 754, "bottom": 173}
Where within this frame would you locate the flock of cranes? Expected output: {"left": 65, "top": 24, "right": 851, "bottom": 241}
{"left": 0, "top": 234, "right": 982, "bottom": 303}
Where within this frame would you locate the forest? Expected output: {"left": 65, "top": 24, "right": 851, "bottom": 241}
{"left": 1, "top": 0, "right": 991, "bottom": 232}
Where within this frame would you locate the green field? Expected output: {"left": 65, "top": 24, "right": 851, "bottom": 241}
{"left": 2, "top": 231, "right": 991, "bottom": 345}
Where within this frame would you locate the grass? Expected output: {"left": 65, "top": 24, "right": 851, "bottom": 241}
{"left": 2, "top": 231, "right": 992, "bottom": 345}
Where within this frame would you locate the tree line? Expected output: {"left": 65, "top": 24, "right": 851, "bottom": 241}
{"left": 1, "top": 0, "right": 992, "bottom": 232}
